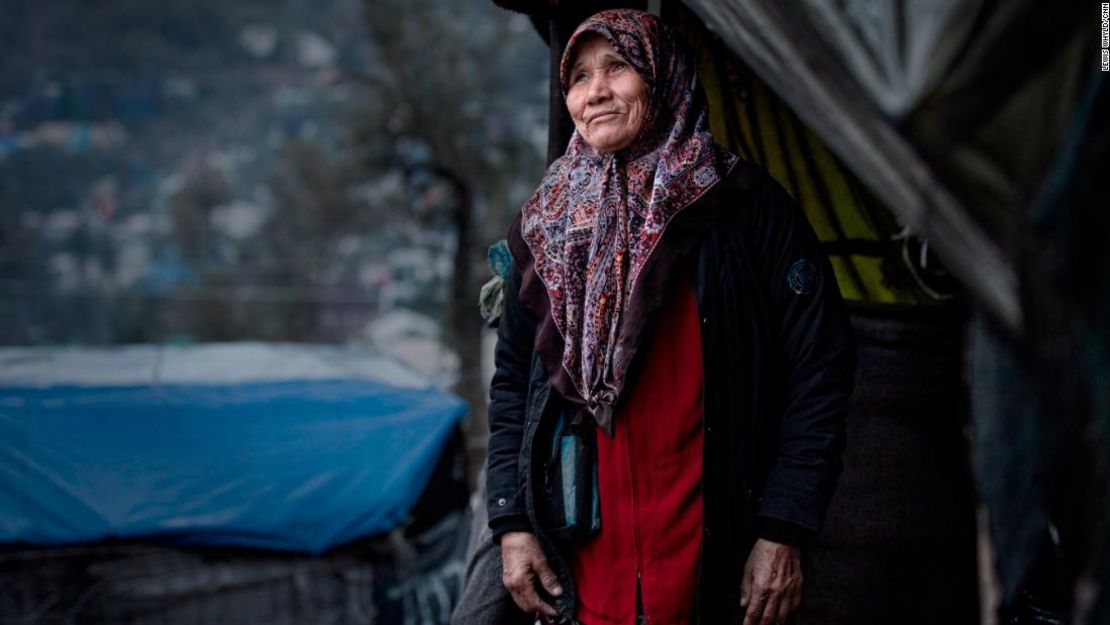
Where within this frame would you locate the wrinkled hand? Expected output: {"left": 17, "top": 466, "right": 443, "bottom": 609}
{"left": 500, "top": 531, "right": 563, "bottom": 618}
{"left": 741, "top": 538, "right": 803, "bottom": 625}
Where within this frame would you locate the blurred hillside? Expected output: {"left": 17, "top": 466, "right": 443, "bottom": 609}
{"left": 0, "top": 0, "right": 548, "bottom": 396}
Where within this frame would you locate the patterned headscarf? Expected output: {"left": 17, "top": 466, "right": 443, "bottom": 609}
{"left": 515, "top": 9, "right": 737, "bottom": 431}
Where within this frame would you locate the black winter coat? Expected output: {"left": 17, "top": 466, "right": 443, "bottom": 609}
{"left": 486, "top": 160, "right": 856, "bottom": 624}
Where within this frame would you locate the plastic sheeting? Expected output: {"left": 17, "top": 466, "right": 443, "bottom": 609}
{"left": 683, "top": 1, "right": 1094, "bottom": 334}
{"left": 0, "top": 510, "right": 470, "bottom": 625}
{"left": 0, "top": 343, "right": 467, "bottom": 554}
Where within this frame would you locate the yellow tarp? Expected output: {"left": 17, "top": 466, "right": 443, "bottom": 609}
{"left": 675, "top": 8, "right": 941, "bottom": 305}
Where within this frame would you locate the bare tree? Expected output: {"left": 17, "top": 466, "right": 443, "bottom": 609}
{"left": 356, "top": 0, "right": 546, "bottom": 477}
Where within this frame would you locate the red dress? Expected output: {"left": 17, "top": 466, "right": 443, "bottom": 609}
{"left": 571, "top": 275, "right": 704, "bottom": 625}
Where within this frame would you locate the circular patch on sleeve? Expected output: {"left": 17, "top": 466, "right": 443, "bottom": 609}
{"left": 787, "top": 258, "right": 819, "bottom": 295}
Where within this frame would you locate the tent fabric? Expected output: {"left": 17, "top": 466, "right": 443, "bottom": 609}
{"left": 795, "top": 0, "right": 988, "bottom": 119}
{"left": 0, "top": 343, "right": 467, "bottom": 554}
{"left": 684, "top": 1, "right": 1096, "bottom": 334}
{"left": 677, "top": 0, "right": 1104, "bottom": 615}
{"left": 670, "top": 5, "right": 952, "bottom": 306}
{"left": 680, "top": 0, "right": 1013, "bottom": 329}
{"left": 0, "top": 510, "right": 470, "bottom": 625}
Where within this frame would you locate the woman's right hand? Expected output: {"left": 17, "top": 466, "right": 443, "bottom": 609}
{"left": 500, "top": 531, "right": 563, "bottom": 617}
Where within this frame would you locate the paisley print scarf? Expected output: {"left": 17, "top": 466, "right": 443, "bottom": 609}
{"left": 515, "top": 9, "right": 737, "bottom": 431}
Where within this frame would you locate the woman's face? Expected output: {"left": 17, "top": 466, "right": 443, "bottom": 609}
{"left": 565, "top": 35, "right": 650, "bottom": 154}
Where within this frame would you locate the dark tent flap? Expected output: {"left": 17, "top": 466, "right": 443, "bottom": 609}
{"left": 684, "top": 0, "right": 1094, "bottom": 333}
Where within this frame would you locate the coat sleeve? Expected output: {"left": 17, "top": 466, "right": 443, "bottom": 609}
{"left": 486, "top": 256, "right": 538, "bottom": 541}
{"left": 747, "top": 172, "right": 857, "bottom": 542}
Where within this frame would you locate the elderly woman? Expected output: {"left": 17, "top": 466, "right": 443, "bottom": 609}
{"left": 485, "top": 9, "right": 854, "bottom": 625}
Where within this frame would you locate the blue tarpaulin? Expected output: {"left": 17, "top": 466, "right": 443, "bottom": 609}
{"left": 0, "top": 343, "right": 467, "bottom": 554}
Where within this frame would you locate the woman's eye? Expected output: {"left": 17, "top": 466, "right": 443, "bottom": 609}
{"left": 612, "top": 61, "right": 627, "bottom": 71}
{"left": 574, "top": 72, "right": 588, "bottom": 83}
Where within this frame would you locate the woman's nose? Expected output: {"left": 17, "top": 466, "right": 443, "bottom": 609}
{"left": 586, "top": 75, "right": 611, "bottom": 104}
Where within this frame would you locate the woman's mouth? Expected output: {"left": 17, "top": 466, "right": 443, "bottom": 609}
{"left": 589, "top": 111, "right": 620, "bottom": 124}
